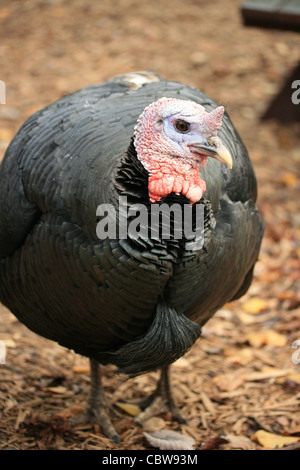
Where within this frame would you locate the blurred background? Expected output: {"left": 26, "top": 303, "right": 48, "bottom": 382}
{"left": 0, "top": 0, "right": 299, "bottom": 451}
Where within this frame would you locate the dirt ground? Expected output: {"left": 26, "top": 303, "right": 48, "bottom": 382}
{"left": 0, "top": 0, "right": 299, "bottom": 451}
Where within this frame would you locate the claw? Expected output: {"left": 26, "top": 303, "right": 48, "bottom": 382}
{"left": 69, "top": 358, "right": 120, "bottom": 442}
{"left": 134, "top": 365, "right": 187, "bottom": 425}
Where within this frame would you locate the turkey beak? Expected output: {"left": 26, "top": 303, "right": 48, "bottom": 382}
{"left": 192, "top": 136, "right": 233, "bottom": 169}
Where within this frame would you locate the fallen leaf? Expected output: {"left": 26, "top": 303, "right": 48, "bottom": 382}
{"left": 44, "top": 385, "right": 69, "bottom": 394}
{"left": 252, "top": 429, "right": 300, "bottom": 449}
{"left": 276, "top": 416, "right": 290, "bottom": 427}
{"left": 242, "top": 297, "right": 268, "bottom": 315}
{"left": 276, "top": 373, "right": 300, "bottom": 385}
{"left": 143, "top": 417, "right": 166, "bottom": 433}
{"left": 236, "top": 311, "right": 259, "bottom": 324}
{"left": 224, "top": 433, "right": 254, "bottom": 450}
{"left": 201, "top": 435, "right": 228, "bottom": 450}
{"left": 115, "top": 402, "right": 142, "bottom": 417}
{"left": 277, "top": 291, "right": 299, "bottom": 302}
{"left": 213, "top": 372, "right": 245, "bottom": 391}
{"left": 224, "top": 347, "right": 254, "bottom": 365}
{"left": 280, "top": 172, "right": 298, "bottom": 188}
{"left": 284, "top": 425, "right": 300, "bottom": 436}
{"left": 247, "top": 330, "right": 287, "bottom": 347}
{"left": 55, "top": 405, "right": 84, "bottom": 420}
{"left": 143, "top": 430, "right": 196, "bottom": 450}
{"left": 72, "top": 363, "right": 90, "bottom": 373}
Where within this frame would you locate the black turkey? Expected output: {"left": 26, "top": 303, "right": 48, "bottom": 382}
{"left": 0, "top": 72, "right": 264, "bottom": 442}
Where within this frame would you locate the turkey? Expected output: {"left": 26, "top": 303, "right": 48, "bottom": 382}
{"left": 0, "top": 72, "right": 264, "bottom": 442}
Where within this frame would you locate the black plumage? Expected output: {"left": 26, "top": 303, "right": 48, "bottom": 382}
{"left": 0, "top": 73, "right": 264, "bottom": 439}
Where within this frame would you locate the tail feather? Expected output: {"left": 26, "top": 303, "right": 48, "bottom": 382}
{"left": 98, "top": 300, "right": 201, "bottom": 376}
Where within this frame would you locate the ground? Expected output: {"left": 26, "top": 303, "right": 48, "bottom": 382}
{"left": 0, "top": 0, "right": 299, "bottom": 451}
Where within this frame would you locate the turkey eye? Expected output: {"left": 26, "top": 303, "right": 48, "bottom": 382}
{"left": 175, "top": 120, "right": 190, "bottom": 133}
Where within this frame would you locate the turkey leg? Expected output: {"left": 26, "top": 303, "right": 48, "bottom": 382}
{"left": 70, "top": 358, "right": 120, "bottom": 443}
{"left": 135, "top": 365, "right": 187, "bottom": 425}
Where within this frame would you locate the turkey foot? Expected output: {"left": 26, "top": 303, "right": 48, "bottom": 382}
{"left": 135, "top": 365, "right": 187, "bottom": 425}
{"left": 70, "top": 358, "right": 120, "bottom": 443}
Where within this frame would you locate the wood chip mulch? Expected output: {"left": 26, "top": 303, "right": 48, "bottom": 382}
{"left": 0, "top": 0, "right": 299, "bottom": 451}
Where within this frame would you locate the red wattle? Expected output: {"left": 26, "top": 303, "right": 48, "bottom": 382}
{"left": 148, "top": 169, "right": 206, "bottom": 204}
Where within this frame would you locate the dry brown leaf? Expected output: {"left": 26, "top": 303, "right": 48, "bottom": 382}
{"left": 55, "top": 405, "right": 84, "bottom": 420}
{"left": 200, "top": 435, "right": 228, "bottom": 450}
{"left": 0, "top": 0, "right": 299, "bottom": 451}
{"left": 115, "top": 402, "right": 142, "bottom": 417}
{"left": 252, "top": 430, "right": 300, "bottom": 449}
{"left": 280, "top": 172, "right": 298, "bottom": 188}
{"left": 247, "top": 330, "right": 287, "bottom": 347}
{"left": 284, "top": 425, "right": 300, "bottom": 436}
{"left": 276, "top": 373, "right": 300, "bottom": 385}
{"left": 44, "top": 385, "right": 69, "bottom": 394}
{"left": 224, "top": 347, "right": 254, "bottom": 365}
{"left": 242, "top": 297, "right": 268, "bottom": 315}
{"left": 213, "top": 372, "right": 245, "bottom": 391}
{"left": 143, "top": 429, "right": 196, "bottom": 450}
{"left": 224, "top": 433, "right": 254, "bottom": 450}
{"left": 236, "top": 311, "right": 259, "bottom": 324}
{"left": 142, "top": 417, "right": 166, "bottom": 433}
{"left": 277, "top": 291, "right": 300, "bottom": 302}
{"left": 72, "top": 363, "right": 90, "bottom": 373}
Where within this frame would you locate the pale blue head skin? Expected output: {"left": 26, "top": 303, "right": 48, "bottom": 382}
{"left": 135, "top": 97, "right": 232, "bottom": 169}
{"left": 133, "top": 97, "right": 233, "bottom": 203}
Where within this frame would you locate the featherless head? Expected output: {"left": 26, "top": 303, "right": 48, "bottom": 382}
{"left": 134, "top": 97, "right": 232, "bottom": 204}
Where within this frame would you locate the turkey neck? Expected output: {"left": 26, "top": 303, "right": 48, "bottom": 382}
{"left": 112, "top": 138, "right": 150, "bottom": 204}
{"left": 109, "top": 139, "right": 215, "bottom": 258}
